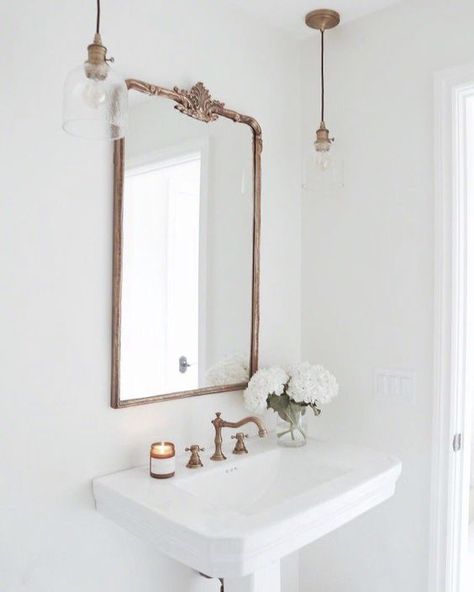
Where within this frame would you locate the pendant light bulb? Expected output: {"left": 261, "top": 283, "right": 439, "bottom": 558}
{"left": 83, "top": 81, "right": 108, "bottom": 109}
{"left": 63, "top": 1, "right": 128, "bottom": 140}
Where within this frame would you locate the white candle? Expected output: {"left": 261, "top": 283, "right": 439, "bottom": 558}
{"left": 150, "top": 441, "right": 175, "bottom": 479}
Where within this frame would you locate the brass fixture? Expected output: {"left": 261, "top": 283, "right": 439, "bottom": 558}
{"left": 83, "top": 0, "right": 113, "bottom": 76}
{"left": 231, "top": 432, "right": 249, "bottom": 455}
{"left": 185, "top": 445, "right": 204, "bottom": 469}
{"left": 210, "top": 412, "right": 267, "bottom": 461}
{"left": 305, "top": 8, "right": 340, "bottom": 170}
{"left": 305, "top": 9, "right": 340, "bottom": 31}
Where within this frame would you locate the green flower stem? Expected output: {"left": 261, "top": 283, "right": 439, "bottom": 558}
{"left": 288, "top": 407, "right": 306, "bottom": 439}
{"left": 277, "top": 406, "right": 306, "bottom": 440}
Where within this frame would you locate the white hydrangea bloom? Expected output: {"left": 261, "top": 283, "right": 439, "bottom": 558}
{"left": 287, "top": 362, "right": 338, "bottom": 406}
{"left": 206, "top": 355, "right": 249, "bottom": 386}
{"left": 243, "top": 367, "right": 289, "bottom": 413}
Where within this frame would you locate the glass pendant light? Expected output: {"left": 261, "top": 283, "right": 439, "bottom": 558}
{"left": 303, "top": 9, "right": 343, "bottom": 193}
{"left": 63, "top": 0, "right": 128, "bottom": 140}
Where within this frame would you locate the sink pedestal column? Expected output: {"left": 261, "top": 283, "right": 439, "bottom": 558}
{"left": 225, "top": 562, "right": 280, "bottom": 592}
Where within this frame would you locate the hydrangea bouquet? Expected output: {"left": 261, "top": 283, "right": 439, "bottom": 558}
{"left": 243, "top": 362, "right": 338, "bottom": 447}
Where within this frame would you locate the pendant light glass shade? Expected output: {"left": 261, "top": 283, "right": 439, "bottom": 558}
{"left": 303, "top": 143, "right": 343, "bottom": 195}
{"left": 63, "top": 61, "right": 128, "bottom": 140}
{"left": 63, "top": 1, "right": 128, "bottom": 140}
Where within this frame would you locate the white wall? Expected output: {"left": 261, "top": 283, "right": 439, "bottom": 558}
{"left": 0, "top": 2, "right": 301, "bottom": 591}
{"left": 300, "top": 1, "right": 474, "bottom": 591}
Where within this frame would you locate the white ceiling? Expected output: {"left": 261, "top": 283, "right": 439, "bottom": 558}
{"left": 227, "top": 0, "right": 401, "bottom": 38}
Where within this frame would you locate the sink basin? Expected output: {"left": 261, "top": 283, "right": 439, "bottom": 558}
{"left": 93, "top": 437, "right": 401, "bottom": 588}
{"left": 175, "top": 447, "right": 347, "bottom": 516}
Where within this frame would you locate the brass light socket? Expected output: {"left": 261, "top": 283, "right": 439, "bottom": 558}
{"left": 87, "top": 33, "right": 107, "bottom": 65}
{"left": 315, "top": 123, "right": 333, "bottom": 150}
{"left": 85, "top": 33, "right": 109, "bottom": 81}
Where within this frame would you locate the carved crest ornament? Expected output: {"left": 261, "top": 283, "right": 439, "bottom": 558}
{"left": 173, "top": 81, "right": 224, "bottom": 123}
{"left": 124, "top": 80, "right": 262, "bottom": 151}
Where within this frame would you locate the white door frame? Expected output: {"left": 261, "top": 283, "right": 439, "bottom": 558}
{"left": 431, "top": 63, "right": 474, "bottom": 592}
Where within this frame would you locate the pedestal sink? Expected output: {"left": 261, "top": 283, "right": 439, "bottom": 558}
{"left": 93, "top": 437, "right": 401, "bottom": 591}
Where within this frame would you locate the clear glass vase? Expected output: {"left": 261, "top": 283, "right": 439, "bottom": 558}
{"left": 276, "top": 406, "right": 307, "bottom": 448}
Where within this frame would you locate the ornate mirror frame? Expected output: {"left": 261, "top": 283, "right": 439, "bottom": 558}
{"left": 111, "top": 80, "right": 262, "bottom": 408}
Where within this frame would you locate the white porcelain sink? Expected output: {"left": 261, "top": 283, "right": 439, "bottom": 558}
{"left": 175, "top": 447, "right": 347, "bottom": 516}
{"left": 93, "top": 437, "right": 401, "bottom": 591}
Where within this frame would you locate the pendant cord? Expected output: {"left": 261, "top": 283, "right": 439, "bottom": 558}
{"left": 320, "top": 29, "right": 325, "bottom": 124}
{"left": 96, "top": 0, "right": 101, "bottom": 35}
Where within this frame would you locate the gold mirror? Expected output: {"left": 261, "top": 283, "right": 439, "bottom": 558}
{"left": 111, "top": 80, "right": 262, "bottom": 407}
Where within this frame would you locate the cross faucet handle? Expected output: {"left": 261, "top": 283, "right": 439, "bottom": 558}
{"left": 185, "top": 445, "right": 204, "bottom": 452}
{"left": 232, "top": 432, "right": 249, "bottom": 455}
{"left": 185, "top": 444, "right": 204, "bottom": 469}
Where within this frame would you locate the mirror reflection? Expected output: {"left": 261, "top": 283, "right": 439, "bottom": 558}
{"left": 119, "top": 92, "right": 254, "bottom": 401}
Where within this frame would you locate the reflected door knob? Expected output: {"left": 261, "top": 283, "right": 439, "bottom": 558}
{"left": 179, "top": 355, "right": 191, "bottom": 374}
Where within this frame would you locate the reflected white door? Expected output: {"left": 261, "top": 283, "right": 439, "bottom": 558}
{"left": 121, "top": 153, "right": 201, "bottom": 398}
{"left": 164, "top": 159, "right": 200, "bottom": 392}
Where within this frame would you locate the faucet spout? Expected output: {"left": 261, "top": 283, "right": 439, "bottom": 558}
{"left": 210, "top": 412, "right": 267, "bottom": 461}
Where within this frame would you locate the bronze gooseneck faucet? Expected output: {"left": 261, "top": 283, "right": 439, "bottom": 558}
{"left": 210, "top": 412, "right": 267, "bottom": 461}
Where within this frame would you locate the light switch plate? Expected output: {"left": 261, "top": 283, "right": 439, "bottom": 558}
{"left": 374, "top": 369, "right": 416, "bottom": 405}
